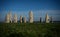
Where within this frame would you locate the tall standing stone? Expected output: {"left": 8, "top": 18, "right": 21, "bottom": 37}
{"left": 5, "top": 13, "right": 10, "bottom": 23}
{"left": 29, "top": 11, "right": 33, "bottom": 23}
{"left": 5, "top": 12, "right": 12, "bottom": 23}
{"left": 8, "top": 12, "right": 12, "bottom": 23}
{"left": 24, "top": 16, "right": 26, "bottom": 23}
{"left": 20, "top": 16, "right": 22, "bottom": 23}
{"left": 45, "top": 13, "right": 50, "bottom": 23}
{"left": 13, "top": 14, "right": 17, "bottom": 23}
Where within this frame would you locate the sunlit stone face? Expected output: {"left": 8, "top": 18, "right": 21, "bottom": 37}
{"left": 9, "top": 12, "right": 12, "bottom": 23}
{"left": 20, "top": 16, "right": 22, "bottom": 23}
{"left": 29, "top": 11, "right": 33, "bottom": 23}
{"left": 13, "top": 14, "right": 17, "bottom": 23}
{"left": 45, "top": 13, "right": 50, "bottom": 23}
{"left": 5, "top": 12, "right": 12, "bottom": 23}
{"left": 5, "top": 14, "right": 10, "bottom": 23}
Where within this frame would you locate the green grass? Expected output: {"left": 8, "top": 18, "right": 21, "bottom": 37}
{"left": 0, "top": 23, "right": 60, "bottom": 37}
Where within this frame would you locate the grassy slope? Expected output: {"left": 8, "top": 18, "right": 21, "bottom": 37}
{"left": 0, "top": 23, "right": 60, "bottom": 37}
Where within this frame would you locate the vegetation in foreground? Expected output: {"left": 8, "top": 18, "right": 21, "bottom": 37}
{"left": 0, "top": 23, "right": 60, "bottom": 37}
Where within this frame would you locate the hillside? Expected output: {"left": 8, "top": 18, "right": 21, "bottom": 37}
{"left": 0, "top": 23, "right": 60, "bottom": 37}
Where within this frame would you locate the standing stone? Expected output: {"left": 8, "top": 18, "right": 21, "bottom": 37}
{"left": 29, "top": 11, "right": 33, "bottom": 23}
{"left": 45, "top": 13, "right": 50, "bottom": 23}
{"left": 13, "top": 14, "right": 17, "bottom": 23}
{"left": 5, "top": 13, "right": 10, "bottom": 23}
{"left": 20, "top": 16, "right": 22, "bottom": 23}
{"left": 5, "top": 12, "right": 12, "bottom": 23}
{"left": 8, "top": 12, "right": 12, "bottom": 23}
{"left": 24, "top": 16, "right": 26, "bottom": 23}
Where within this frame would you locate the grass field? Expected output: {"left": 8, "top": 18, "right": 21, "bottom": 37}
{"left": 0, "top": 23, "right": 60, "bottom": 37}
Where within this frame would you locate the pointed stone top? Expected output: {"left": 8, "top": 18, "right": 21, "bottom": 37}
{"left": 46, "top": 13, "right": 49, "bottom": 17}
{"left": 14, "top": 13, "right": 17, "bottom": 17}
{"left": 29, "top": 10, "right": 33, "bottom": 14}
{"left": 29, "top": 10, "right": 32, "bottom": 13}
{"left": 45, "top": 13, "right": 50, "bottom": 19}
{"left": 8, "top": 12, "right": 11, "bottom": 16}
{"left": 14, "top": 13, "right": 16, "bottom": 15}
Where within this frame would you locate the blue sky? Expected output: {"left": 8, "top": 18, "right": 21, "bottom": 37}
{"left": 0, "top": 0, "right": 60, "bottom": 22}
